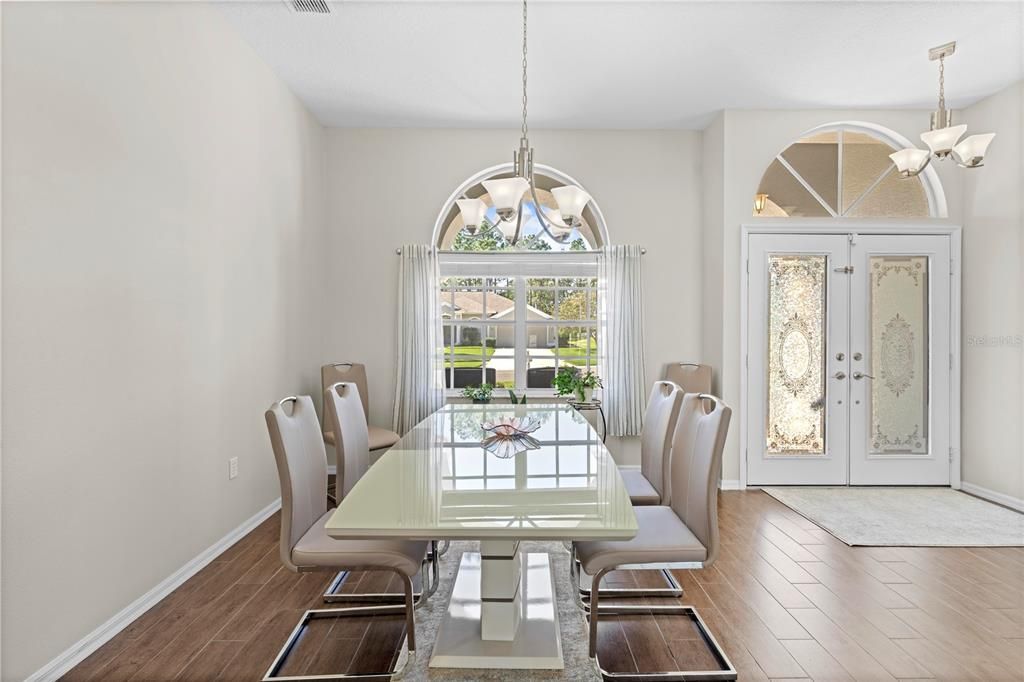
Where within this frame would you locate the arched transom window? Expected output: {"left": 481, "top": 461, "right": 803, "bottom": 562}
{"left": 433, "top": 164, "right": 607, "bottom": 393}
{"left": 753, "top": 123, "right": 946, "bottom": 219}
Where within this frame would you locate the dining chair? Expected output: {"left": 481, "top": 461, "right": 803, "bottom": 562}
{"left": 264, "top": 395, "right": 436, "bottom": 681}
{"left": 571, "top": 393, "right": 736, "bottom": 680}
{"left": 619, "top": 381, "right": 684, "bottom": 506}
{"left": 321, "top": 381, "right": 440, "bottom": 605}
{"left": 321, "top": 362, "right": 400, "bottom": 453}
{"left": 575, "top": 381, "right": 684, "bottom": 600}
{"left": 664, "top": 362, "right": 712, "bottom": 395}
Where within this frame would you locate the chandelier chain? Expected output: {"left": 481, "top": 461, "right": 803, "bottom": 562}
{"left": 521, "top": 0, "right": 528, "bottom": 140}
{"left": 938, "top": 54, "right": 945, "bottom": 112}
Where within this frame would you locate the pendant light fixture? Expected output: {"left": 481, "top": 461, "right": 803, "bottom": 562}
{"left": 455, "top": 0, "right": 591, "bottom": 246}
{"left": 890, "top": 41, "right": 996, "bottom": 178}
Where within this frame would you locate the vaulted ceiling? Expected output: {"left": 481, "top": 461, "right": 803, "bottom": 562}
{"left": 218, "top": 1, "right": 1024, "bottom": 129}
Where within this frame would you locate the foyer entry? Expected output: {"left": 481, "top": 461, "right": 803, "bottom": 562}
{"left": 744, "top": 230, "right": 958, "bottom": 486}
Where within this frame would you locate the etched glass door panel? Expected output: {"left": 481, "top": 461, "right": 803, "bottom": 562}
{"left": 849, "top": 236, "right": 951, "bottom": 486}
{"left": 747, "top": 234, "right": 850, "bottom": 486}
{"left": 870, "top": 256, "right": 929, "bottom": 455}
{"left": 767, "top": 256, "right": 827, "bottom": 456}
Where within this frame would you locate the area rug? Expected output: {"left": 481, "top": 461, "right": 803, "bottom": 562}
{"left": 761, "top": 487, "right": 1024, "bottom": 547}
{"left": 399, "top": 540, "right": 601, "bottom": 680}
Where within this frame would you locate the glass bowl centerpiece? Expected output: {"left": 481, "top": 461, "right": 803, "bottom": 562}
{"left": 480, "top": 415, "right": 542, "bottom": 458}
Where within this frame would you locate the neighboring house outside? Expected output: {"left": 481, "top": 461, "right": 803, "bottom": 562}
{"left": 441, "top": 290, "right": 555, "bottom": 347}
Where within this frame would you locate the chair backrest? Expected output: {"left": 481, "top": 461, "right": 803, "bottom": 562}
{"left": 321, "top": 363, "right": 369, "bottom": 425}
{"left": 446, "top": 367, "right": 497, "bottom": 388}
{"left": 265, "top": 395, "right": 328, "bottom": 572}
{"left": 664, "top": 363, "right": 712, "bottom": 395}
{"left": 669, "top": 393, "right": 731, "bottom": 566}
{"left": 324, "top": 382, "right": 371, "bottom": 499}
{"left": 640, "top": 381, "right": 684, "bottom": 502}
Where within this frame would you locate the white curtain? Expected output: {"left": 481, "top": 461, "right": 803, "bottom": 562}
{"left": 599, "top": 245, "right": 647, "bottom": 436}
{"left": 393, "top": 245, "right": 444, "bottom": 434}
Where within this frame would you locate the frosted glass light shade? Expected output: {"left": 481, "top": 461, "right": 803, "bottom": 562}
{"left": 889, "top": 148, "right": 931, "bottom": 178}
{"left": 456, "top": 198, "right": 488, "bottom": 230}
{"left": 482, "top": 178, "right": 529, "bottom": 217}
{"left": 541, "top": 207, "right": 572, "bottom": 233}
{"left": 920, "top": 124, "right": 967, "bottom": 155}
{"left": 952, "top": 133, "right": 995, "bottom": 168}
{"left": 496, "top": 218, "right": 518, "bottom": 241}
{"left": 551, "top": 185, "right": 591, "bottom": 221}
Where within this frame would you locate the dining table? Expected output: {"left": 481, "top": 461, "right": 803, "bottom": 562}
{"left": 324, "top": 401, "right": 638, "bottom": 670}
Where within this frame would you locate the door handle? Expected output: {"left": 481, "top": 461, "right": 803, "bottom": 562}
{"left": 834, "top": 371, "right": 847, "bottom": 380}
{"left": 852, "top": 371, "right": 874, "bottom": 380}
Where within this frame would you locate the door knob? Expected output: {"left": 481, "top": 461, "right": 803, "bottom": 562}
{"left": 852, "top": 352, "right": 863, "bottom": 361}
{"left": 853, "top": 371, "right": 874, "bottom": 380}
{"left": 835, "top": 352, "right": 845, "bottom": 361}
{"left": 834, "top": 371, "right": 847, "bottom": 380}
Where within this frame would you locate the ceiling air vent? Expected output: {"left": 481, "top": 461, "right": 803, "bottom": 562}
{"left": 284, "top": 0, "right": 331, "bottom": 14}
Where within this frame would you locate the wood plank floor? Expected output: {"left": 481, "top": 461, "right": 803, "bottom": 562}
{"left": 61, "top": 490, "right": 1024, "bottom": 681}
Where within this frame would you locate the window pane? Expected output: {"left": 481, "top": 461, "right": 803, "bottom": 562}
{"left": 756, "top": 158, "right": 832, "bottom": 218}
{"left": 526, "top": 285, "right": 555, "bottom": 318}
{"left": 841, "top": 131, "right": 899, "bottom": 214}
{"left": 869, "top": 256, "right": 929, "bottom": 454}
{"left": 447, "top": 325, "right": 486, "bottom": 388}
{"left": 780, "top": 132, "right": 839, "bottom": 213}
{"left": 556, "top": 289, "right": 589, "bottom": 321}
{"left": 766, "top": 255, "right": 827, "bottom": 456}
{"left": 452, "top": 288, "right": 485, "bottom": 320}
{"left": 846, "top": 167, "right": 929, "bottom": 218}
{"left": 487, "top": 325, "right": 515, "bottom": 388}
{"left": 487, "top": 286, "right": 516, "bottom": 320}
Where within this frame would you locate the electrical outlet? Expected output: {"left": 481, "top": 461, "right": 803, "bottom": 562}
{"left": 229, "top": 457, "right": 239, "bottom": 480}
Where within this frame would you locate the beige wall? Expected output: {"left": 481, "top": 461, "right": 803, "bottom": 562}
{"left": 960, "top": 81, "right": 1024, "bottom": 502}
{"left": 324, "top": 128, "right": 703, "bottom": 464}
{"left": 1, "top": 3, "right": 325, "bottom": 679}
{"left": 707, "top": 109, "right": 965, "bottom": 484}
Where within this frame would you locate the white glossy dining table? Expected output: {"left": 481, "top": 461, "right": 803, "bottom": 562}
{"left": 325, "top": 402, "right": 638, "bottom": 670}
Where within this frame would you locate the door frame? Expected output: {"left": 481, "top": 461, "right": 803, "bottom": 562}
{"left": 739, "top": 221, "right": 962, "bottom": 490}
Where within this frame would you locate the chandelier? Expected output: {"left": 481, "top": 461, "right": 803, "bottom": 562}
{"left": 455, "top": 0, "right": 591, "bottom": 246}
{"left": 890, "top": 41, "right": 996, "bottom": 178}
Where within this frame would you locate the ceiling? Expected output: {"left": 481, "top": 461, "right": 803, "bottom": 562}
{"left": 218, "top": 1, "right": 1024, "bottom": 129}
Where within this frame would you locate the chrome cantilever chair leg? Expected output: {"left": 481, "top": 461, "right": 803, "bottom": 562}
{"left": 324, "top": 540, "right": 441, "bottom": 604}
{"left": 264, "top": 570, "right": 419, "bottom": 682}
{"left": 583, "top": 565, "right": 737, "bottom": 681}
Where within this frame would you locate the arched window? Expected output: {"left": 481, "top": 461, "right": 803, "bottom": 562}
{"left": 433, "top": 164, "right": 606, "bottom": 392}
{"left": 753, "top": 122, "right": 946, "bottom": 218}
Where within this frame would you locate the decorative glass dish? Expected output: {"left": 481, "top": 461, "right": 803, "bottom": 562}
{"left": 480, "top": 416, "right": 542, "bottom": 458}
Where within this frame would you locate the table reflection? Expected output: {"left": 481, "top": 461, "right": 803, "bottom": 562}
{"left": 439, "top": 403, "right": 599, "bottom": 492}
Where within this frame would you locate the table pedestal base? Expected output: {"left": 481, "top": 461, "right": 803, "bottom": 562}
{"left": 429, "top": 551, "right": 564, "bottom": 670}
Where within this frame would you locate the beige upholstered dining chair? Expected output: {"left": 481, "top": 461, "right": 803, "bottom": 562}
{"left": 619, "top": 381, "right": 684, "bottom": 506}
{"left": 321, "top": 382, "right": 440, "bottom": 605}
{"left": 572, "top": 393, "right": 736, "bottom": 680}
{"left": 664, "top": 362, "right": 712, "bottom": 395}
{"left": 576, "top": 381, "right": 685, "bottom": 600}
{"left": 264, "top": 395, "right": 434, "bottom": 680}
{"left": 321, "top": 362, "right": 400, "bottom": 452}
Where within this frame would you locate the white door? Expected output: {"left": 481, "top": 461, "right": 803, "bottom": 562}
{"left": 848, "top": 235, "right": 951, "bottom": 485}
{"left": 746, "top": 234, "right": 850, "bottom": 485}
{"left": 746, "top": 232, "right": 954, "bottom": 486}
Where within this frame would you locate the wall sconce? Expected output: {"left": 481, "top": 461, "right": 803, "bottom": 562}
{"left": 754, "top": 193, "right": 769, "bottom": 215}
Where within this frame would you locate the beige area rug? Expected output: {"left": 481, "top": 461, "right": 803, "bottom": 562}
{"left": 762, "top": 487, "right": 1024, "bottom": 547}
{"left": 399, "top": 540, "right": 601, "bottom": 681}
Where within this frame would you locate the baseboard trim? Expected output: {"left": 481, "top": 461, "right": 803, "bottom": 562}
{"left": 961, "top": 481, "right": 1024, "bottom": 513}
{"left": 25, "top": 497, "right": 282, "bottom": 682}
{"left": 720, "top": 479, "right": 744, "bottom": 491}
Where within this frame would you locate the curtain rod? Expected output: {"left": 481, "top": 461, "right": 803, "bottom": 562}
{"left": 395, "top": 247, "right": 646, "bottom": 255}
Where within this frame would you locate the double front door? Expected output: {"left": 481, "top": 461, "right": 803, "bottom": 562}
{"left": 746, "top": 233, "right": 953, "bottom": 486}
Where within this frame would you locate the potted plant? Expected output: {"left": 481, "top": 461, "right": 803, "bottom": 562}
{"left": 552, "top": 367, "right": 602, "bottom": 403}
{"left": 461, "top": 383, "right": 494, "bottom": 403}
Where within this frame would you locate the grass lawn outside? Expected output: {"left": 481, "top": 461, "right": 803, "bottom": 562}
{"left": 443, "top": 345, "right": 495, "bottom": 368}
